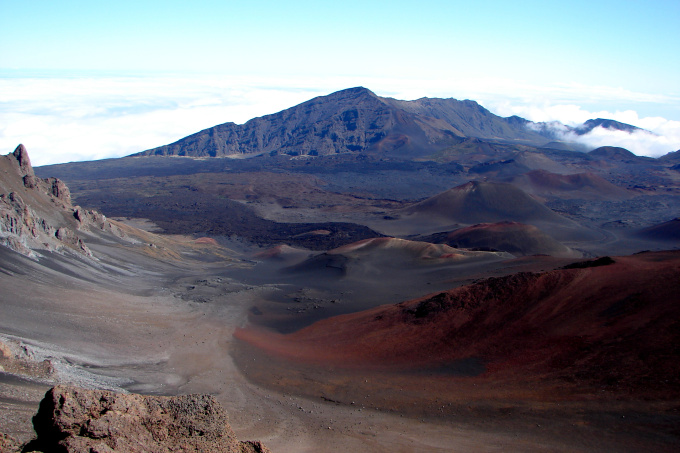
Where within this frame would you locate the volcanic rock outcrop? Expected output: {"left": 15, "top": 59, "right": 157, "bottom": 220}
{"left": 0, "top": 338, "right": 54, "bottom": 379}
{"left": 0, "top": 433, "right": 23, "bottom": 453}
{"left": 0, "top": 145, "right": 124, "bottom": 258}
{"left": 13, "top": 385, "right": 270, "bottom": 453}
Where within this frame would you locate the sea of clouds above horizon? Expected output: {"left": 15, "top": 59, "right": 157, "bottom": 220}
{"left": 1, "top": 75, "right": 679, "bottom": 166}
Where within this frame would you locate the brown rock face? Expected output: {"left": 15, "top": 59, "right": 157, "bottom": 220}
{"left": 0, "top": 339, "right": 54, "bottom": 378}
{"left": 25, "top": 385, "right": 270, "bottom": 453}
{"left": 12, "top": 144, "right": 34, "bottom": 177}
{"left": 43, "top": 177, "right": 72, "bottom": 204}
{"left": 0, "top": 433, "right": 23, "bottom": 453}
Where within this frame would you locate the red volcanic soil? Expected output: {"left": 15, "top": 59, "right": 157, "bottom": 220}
{"left": 280, "top": 237, "right": 511, "bottom": 281}
{"left": 440, "top": 221, "right": 577, "bottom": 257}
{"left": 235, "top": 251, "right": 680, "bottom": 401}
{"left": 373, "top": 133, "right": 410, "bottom": 152}
{"left": 636, "top": 218, "right": 680, "bottom": 242}
{"left": 328, "top": 236, "right": 486, "bottom": 261}
{"left": 511, "top": 169, "right": 632, "bottom": 200}
{"left": 194, "top": 237, "right": 219, "bottom": 245}
{"left": 404, "top": 180, "right": 569, "bottom": 225}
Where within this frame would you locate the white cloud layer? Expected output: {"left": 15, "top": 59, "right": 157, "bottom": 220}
{"left": 1, "top": 74, "right": 679, "bottom": 165}
{"left": 563, "top": 126, "right": 679, "bottom": 157}
{"left": 491, "top": 102, "right": 680, "bottom": 157}
{"left": 0, "top": 76, "right": 329, "bottom": 165}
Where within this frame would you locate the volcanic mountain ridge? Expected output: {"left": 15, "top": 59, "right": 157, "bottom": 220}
{"left": 134, "top": 87, "right": 648, "bottom": 160}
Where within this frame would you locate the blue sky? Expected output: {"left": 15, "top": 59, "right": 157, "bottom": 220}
{"left": 1, "top": 0, "right": 679, "bottom": 164}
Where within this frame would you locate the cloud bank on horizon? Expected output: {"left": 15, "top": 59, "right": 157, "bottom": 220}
{"left": 1, "top": 74, "right": 679, "bottom": 166}
{"left": 1, "top": 1, "right": 678, "bottom": 165}
{"left": 490, "top": 100, "right": 680, "bottom": 159}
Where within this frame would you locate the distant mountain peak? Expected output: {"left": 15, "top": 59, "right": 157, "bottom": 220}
{"left": 134, "top": 88, "right": 550, "bottom": 159}
{"left": 335, "top": 86, "right": 376, "bottom": 96}
{"left": 588, "top": 146, "right": 638, "bottom": 160}
{"left": 659, "top": 149, "right": 680, "bottom": 163}
{"left": 132, "top": 88, "right": 651, "bottom": 161}
{"left": 319, "top": 86, "right": 379, "bottom": 103}
{"left": 574, "top": 118, "right": 645, "bottom": 136}
{"left": 456, "top": 180, "right": 483, "bottom": 191}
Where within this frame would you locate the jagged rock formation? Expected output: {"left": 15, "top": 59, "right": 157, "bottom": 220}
{"left": 0, "top": 145, "right": 124, "bottom": 258}
{"left": 7, "top": 385, "right": 270, "bottom": 453}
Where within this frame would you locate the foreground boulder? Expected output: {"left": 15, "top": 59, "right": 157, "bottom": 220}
{"left": 0, "top": 433, "right": 23, "bottom": 452}
{"left": 23, "top": 385, "right": 270, "bottom": 453}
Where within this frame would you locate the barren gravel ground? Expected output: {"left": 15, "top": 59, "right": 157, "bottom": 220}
{"left": 1, "top": 260, "right": 561, "bottom": 452}
{"left": 1, "top": 236, "right": 678, "bottom": 452}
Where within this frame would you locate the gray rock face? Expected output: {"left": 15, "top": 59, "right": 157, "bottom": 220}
{"left": 25, "top": 385, "right": 271, "bottom": 453}
{"left": 0, "top": 189, "right": 92, "bottom": 257}
{"left": 0, "top": 191, "right": 55, "bottom": 257}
